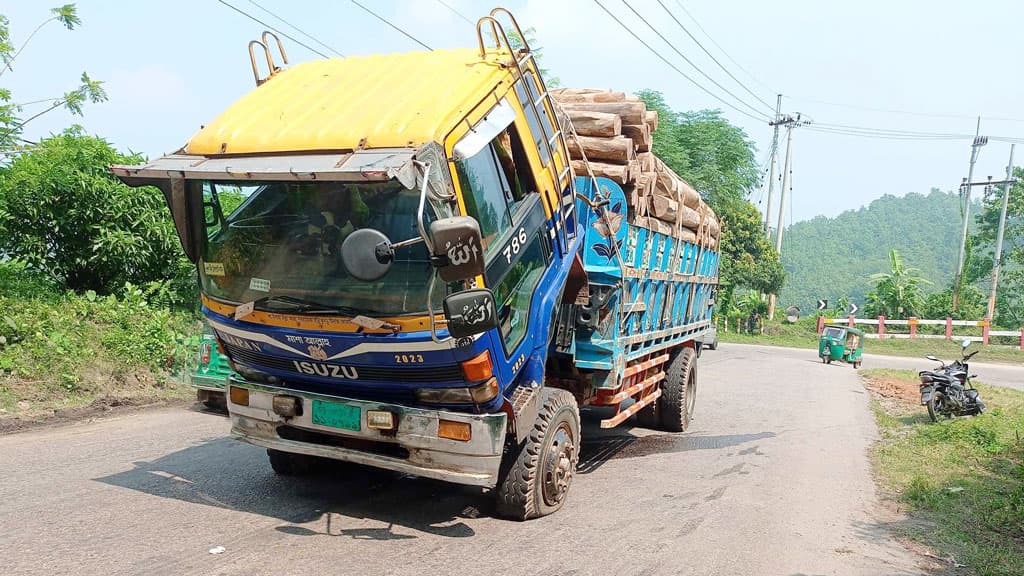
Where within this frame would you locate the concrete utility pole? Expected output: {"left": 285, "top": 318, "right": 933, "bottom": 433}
{"left": 952, "top": 117, "right": 986, "bottom": 312}
{"left": 764, "top": 94, "right": 782, "bottom": 238}
{"left": 987, "top": 144, "right": 1016, "bottom": 321}
{"left": 767, "top": 114, "right": 801, "bottom": 320}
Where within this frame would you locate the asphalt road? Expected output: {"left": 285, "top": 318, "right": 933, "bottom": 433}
{"left": 1, "top": 344, "right": 938, "bottom": 576}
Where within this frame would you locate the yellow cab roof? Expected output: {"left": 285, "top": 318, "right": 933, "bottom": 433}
{"left": 186, "top": 48, "right": 511, "bottom": 155}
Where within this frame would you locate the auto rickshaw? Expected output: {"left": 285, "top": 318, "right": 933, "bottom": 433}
{"left": 818, "top": 324, "right": 864, "bottom": 368}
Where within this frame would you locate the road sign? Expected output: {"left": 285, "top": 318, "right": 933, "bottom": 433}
{"left": 817, "top": 299, "right": 827, "bottom": 311}
{"left": 849, "top": 303, "right": 859, "bottom": 315}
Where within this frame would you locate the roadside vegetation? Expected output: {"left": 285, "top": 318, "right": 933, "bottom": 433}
{"left": 862, "top": 369, "right": 1024, "bottom": 576}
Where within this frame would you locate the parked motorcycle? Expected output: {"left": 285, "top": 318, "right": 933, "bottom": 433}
{"left": 918, "top": 340, "right": 985, "bottom": 422}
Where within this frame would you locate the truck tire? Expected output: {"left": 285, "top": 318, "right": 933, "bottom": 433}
{"left": 495, "top": 388, "right": 580, "bottom": 521}
{"left": 267, "top": 449, "right": 319, "bottom": 476}
{"left": 659, "top": 347, "right": 697, "bottom": 432}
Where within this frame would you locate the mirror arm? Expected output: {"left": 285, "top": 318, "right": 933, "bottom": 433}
{"left": 426, "top": 271, "right": 448, "bottom": 344}
{"left": 414, "top": 161, "right": 434, "bottom": 254}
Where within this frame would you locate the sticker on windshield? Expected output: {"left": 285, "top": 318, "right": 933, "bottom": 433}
{"left": 204, "top": 262, "right": 225, "bottom": 276}
{"left": 249, "top": 277, "right": 271, "bottom": 292}
{"left": 234, "top": 301, "right": 255, "bottom": 320}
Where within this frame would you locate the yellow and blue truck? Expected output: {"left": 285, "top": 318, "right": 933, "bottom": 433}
{"left": 113, "top": 10, "right": 718, "bottom": 519}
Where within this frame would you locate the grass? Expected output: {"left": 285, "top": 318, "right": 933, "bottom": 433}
{"left": 0, "top": 282, "right": 200, "bottom": 422}
{"left": 719, "top": 319, "right": 1024, "bottom": 364}
{"left": 863, "top": 369, "right": 1024, "bottom": 576}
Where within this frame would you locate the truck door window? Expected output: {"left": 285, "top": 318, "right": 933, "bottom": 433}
{"left": 456, "top": 128, "right": 540, "bottom": 256}
{"left": 491, "top": 232, "right": 547, "bottom": 353}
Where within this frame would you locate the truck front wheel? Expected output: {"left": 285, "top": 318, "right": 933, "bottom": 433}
{"left": 495, "top": 388, "right": 580, "bottom": 520}
{"left": 660, "top": 347, "right": 697, "bottom": 432}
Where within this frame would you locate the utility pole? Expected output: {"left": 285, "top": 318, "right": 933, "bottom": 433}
{"left": 764, "top": 94, "right": 782, "bottom": 238}
{"left": 987, "top": 144, "right": 1016, "bottom": 321}
{"left": 767, "top": 114, "right": 802, "bottom": 320}
{"left": 952, "top": 117, "right": 986, "bottom": 312}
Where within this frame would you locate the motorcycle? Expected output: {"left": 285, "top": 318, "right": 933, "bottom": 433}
{"left": 918, "top": 340, "right": 985, "bottom": 422}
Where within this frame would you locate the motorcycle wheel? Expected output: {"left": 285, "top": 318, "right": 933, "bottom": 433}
{"left": 926, "top": 393, "right": 941, "bottom": 423}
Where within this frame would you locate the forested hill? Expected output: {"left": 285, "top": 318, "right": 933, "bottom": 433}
{"left": 779, "top": 189, "right": 970, "bottom": 312}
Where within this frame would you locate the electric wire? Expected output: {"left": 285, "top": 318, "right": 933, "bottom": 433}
{"left": 656, "top": 0, "right": 774, "bottom": 113}
{"left": 216, "top": 0, "right": 330, "bottom": 58}
{"left": 434, "top": 0, "right": 475, "bottom": 26}
{"left": 617, "top": 0, "right": 771, "bottom": 121}
{"left": 786, "top": 95, "right": 1024, "bottom": 124}
{"left": 592, "top": 0, "right": 769, "bottom": 123}
{"left": 671, "top": 0, "right": 776, "bottom": 95}
{"left": 349, "top": 0, "right": 433, "bottom": 51}
{"left": 248, "top": 0, "right": 345, "bottom": 57}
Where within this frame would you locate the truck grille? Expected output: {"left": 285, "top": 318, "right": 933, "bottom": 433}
{"left": 223, "top": 343, "right": 463, "bottom": 383}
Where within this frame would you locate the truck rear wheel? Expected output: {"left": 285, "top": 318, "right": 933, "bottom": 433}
{"left": 495, "top": 388, "right": 580, "bottom": 521}
{"left": 267, "top": 449, "right": 320, "bottom": 476}
{"left": 659, "top": 347, "right": 697, "bottom": 432}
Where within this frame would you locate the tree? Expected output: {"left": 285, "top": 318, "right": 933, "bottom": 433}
{"left": 0, "top": 128, "right": 183, "bottom": 293}
{"left": 0, "top": 5, "right": 106, "bottom": 149}
{"left": 506, "top": 26, "right": 560, "bottom": 88}
{"left": 968, "top": 166, "right": 1024, "bottom": 327}
{"left": 867, "top": 249, "right": 932, "bottom": 319}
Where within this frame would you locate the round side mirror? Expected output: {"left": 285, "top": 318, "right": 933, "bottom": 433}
{"left": 926, "top": 355, "right": 938, "bottom": 361}
{"left": 961, "top": 339, "right": 971, "bottom": 350}
{"left": 341, "top": 228, "right": 394, "bottom": 282}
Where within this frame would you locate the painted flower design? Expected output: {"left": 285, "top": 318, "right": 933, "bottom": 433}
{"left": 592, "top": 201, "right": 623, "bottom": 238}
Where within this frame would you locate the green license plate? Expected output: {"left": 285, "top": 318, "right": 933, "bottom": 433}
{"left": 311, "top": 400, "right": 361, "bottom": 431}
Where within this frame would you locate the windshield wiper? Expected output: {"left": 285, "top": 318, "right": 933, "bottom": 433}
{"left": 253, "top": 295, "right": 382, "bottom": 316}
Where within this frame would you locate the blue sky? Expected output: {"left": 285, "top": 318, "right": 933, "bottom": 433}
{"left": 5, "top": 0, "right": 1024, "bottom": 224}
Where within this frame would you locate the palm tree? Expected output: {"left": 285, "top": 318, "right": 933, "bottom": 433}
{"left": 868, "top": 249, "right": 932, "bottom": 319}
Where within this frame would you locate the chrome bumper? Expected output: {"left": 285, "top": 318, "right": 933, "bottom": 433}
{"left": 226, "top": 381, "right": 507, "bottom": 487}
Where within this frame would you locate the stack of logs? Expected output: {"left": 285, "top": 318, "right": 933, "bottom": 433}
{"left": 551, "top": 88, "right": 721, "bottom": 248}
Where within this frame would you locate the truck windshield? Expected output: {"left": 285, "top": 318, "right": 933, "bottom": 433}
{"left": 198, "top": 179, "right": 437, "bottom": 316}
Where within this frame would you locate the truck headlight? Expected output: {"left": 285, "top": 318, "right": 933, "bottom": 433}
{"left": 415, "top": 378, "right": 500, "bottom": 404}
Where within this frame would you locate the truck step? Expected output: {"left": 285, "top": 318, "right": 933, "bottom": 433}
{"left": 592, "top": 371, "right": 665, "bottom": 405}
{"left": 600, "top": 388, "right": 662, "bottom": 429}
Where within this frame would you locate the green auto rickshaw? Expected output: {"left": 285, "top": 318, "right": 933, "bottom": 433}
{"left": 818, "top": 324, "right": 864, "bottom": 368}
{"left": 191, "top": 325, "right": 234, "bottom": 411}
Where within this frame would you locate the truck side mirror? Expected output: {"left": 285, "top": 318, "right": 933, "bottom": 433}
{"left": 430, "top": 216, "right": 485, "bottom": 281}
{"left": 443, "top": 289, "right": 498, "bottom": 338}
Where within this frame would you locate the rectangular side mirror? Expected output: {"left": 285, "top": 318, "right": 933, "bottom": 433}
{"left": 430, "top": 216, "right": 485, "bottom": 281}
{"left": 443, "top": 288, "right": 498, "bottom": 338}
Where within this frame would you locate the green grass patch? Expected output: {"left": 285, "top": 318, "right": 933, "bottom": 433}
{"left": 0, "top": 282, "right": 201, "bottom": 421}
{"left": 866, "top": 369, "right": 1024, "bottom": 575}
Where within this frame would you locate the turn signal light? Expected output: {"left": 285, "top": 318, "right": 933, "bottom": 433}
{"left": 438, "top": 419, "right": 472, "bottom": 442}
{"left": 229, "top": 386, "right": 249, "bottom": 406}
{"left": 461, "top": 350, "right": 493, "bottom": 381}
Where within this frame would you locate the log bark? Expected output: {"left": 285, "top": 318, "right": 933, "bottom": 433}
{"left": 565, "top": 110, "right": 622, "bottom": 137}
{"left": 645, "top": 110, "right": 658, "bottom": 133}
{"left": 621, "top": 124, "right": 652, "bottom": 152}
{"left": 679, "top": 180, "right": 700, "bottom": 209}
{"left": 551, "top": 90, "right": 626, "bottom": 103}
{"left": 650, "top": 195, "right": 679, "bottom": 221}
{"left": 559, "top": 101, "right": 647, "bottom": 125}
{"left": 571, "top": 160, "right": 630, "bottom": 184}
{"left": 567, "top": 135, "right": 635, "bottom": 164}
{"left": 637, "top": 152, "right": 656, "bottom": 172}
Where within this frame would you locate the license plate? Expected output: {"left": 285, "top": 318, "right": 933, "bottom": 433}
{"left": 311, "top": 400, "right": 361, "bottom": 431}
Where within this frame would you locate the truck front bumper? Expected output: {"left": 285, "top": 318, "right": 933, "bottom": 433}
{"left": 226, "top": 380, "right": 508, "bottom": 488}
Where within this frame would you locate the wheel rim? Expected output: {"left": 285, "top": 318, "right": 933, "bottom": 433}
{"left": 542, "top": 422, "right": 576, "bottom": 507}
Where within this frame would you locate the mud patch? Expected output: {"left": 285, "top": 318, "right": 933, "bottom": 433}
{"left": 0, "top": 396, "right": 188, "bottom": 434}
{"left": 862, "top": 375, "right": 919, "bottom": 405}
{"left": 578, "top": 431, "right": 775, "bottom": 474}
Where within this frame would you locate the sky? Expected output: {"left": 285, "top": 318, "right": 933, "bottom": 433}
{"left": 5, "top": 0, "right": 1024, "bottom": 225}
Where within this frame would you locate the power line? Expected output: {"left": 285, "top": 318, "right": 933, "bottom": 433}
{"left": 671, "top": 0, "right": 776, "bottom": 95}
{"left": 786, "top": 95, "right": 1024, "bottom": 124}
{"left": 434, "top": 0, "right": 475, "bottom": 26}
{"left": 349, "top": 0, "right": 433, "bottom": 51}
{"left": 618, "top": 0, "right": 771, "bottom": 120}
{"left": 592, "top": 0, "right": 769, "bottom": 123}
{"left": 216, "top": 0, "right": 330, "bottom": 58}
{"left": 248, "top": 0, "right": 345, "bottom": 57}
{"left": 656, "top": 0, "right": 774, "bottom": 112}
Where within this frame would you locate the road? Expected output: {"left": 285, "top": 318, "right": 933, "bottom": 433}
{"left": 726, "top": 342, "right": 1022, "bottom": 392}
{"left": 1, "top": 344, "right": 938, "bottom": 576}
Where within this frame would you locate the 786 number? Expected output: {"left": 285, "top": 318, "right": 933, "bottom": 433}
{"left": 502, "top": 228, "right": 529, "bottom": 264}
